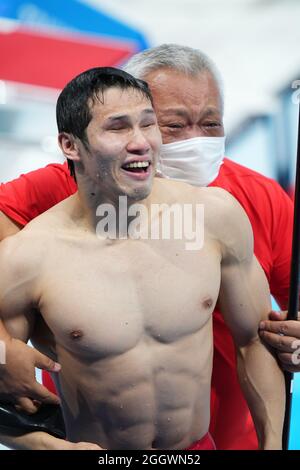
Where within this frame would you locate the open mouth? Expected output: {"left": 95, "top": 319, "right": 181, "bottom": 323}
{"left": 121, "top": 161, "right": 151, "bottom": 174}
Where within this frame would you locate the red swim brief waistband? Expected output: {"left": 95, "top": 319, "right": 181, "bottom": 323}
{"left": 186, "top": 433, "right": 216, "bottom": 450}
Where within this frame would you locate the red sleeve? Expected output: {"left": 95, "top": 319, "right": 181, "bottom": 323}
{"left": 269, "top": 183, "right": 294, "bottom": 309}
{"left": 0, "top": 162, "right": 77, "bottom": 226}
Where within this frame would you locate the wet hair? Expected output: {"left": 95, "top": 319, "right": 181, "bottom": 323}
{"left": 123, "top": 43, "right": 224, "bottom": 109}
{"left": 56, "top": 67, "right": 153, "bottom": 180}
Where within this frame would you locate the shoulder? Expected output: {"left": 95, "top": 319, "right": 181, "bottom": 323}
{"left": 0, "top": 162, "right": 74, "bottom": 194}
{"left": 0, "top": 228, "right": 45, "bottom": 277}
{"left": 153, "top": 177, "right": 195, "bottom": 199}
{"left": 0, "top": 230, "right": 45, "bottom": 314}
{"left": 203, "top": 186, "right": 252, "bottom": 229}
{"left": 154, "top": 178, "right": 228, "bottom": 206}
{"left": 155, "top": 177, "right": 249, "bottom": 221}
{"left": 44, "top": 162, "right": 77, "bottom": 192}
{"left": 21, "top": 193, "right": 78, "bottom": 232}
{"left": 156, "top": 179, "right": 253, "bottom": 259}
{"left": 26, "top": 161, "right": 75, "bottom": 188}
{"left": 0, "top": 201, "right": 70, "bottom": 302}
{"left": 221, "top": 158, "right": 275, "bottom": 182}
{"left": 0, "top": 162, "right": 77, "bottom": 226}
{"left": 200, "top": 186, "right": 254, "bottom": 262}
{"left": 192, "top": 184, "right": 248, "bottom": 217}
{"left": 0, "top": 197, "right": 73, "bottom": 276}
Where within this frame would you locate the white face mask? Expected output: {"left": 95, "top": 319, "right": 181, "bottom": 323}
{"left": 157, "top": 136, "right": 226, "bottom": 187}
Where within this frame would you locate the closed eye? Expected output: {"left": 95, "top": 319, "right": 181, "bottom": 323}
{"left": 141, "top": 121, "right": 156, "bottom": 128}
{"left": 166, "top": 123, "right": 184, "bottom": 129}
{"left": 108, "top": 124, "right": 129, "bottom": 131}
{"left": 204, "top": 122, "right": 221, "bottom": 128}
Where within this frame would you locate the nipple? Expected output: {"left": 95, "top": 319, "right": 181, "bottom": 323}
{"left": 70, "top": 329, "right": 83, "bottom": 340}
{"left": 202, "top": 297, "right": 213, "bottom": 309}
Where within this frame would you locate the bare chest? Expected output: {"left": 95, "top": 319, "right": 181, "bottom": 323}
{"left": 38, "top": 238, "right": 221, "bottom": 358}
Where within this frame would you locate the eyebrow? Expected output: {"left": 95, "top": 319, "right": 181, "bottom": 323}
{"left": 201, "top": 107, "right": 221, "bottom": 118}
{"left": 161, "top": 106, "right": 221, "bottom": 118}
{"left": 161, "top": 108, "right": 189, "bottom": 118}
{"left": 106, "top": 108, "right": 155, "bottom": 123}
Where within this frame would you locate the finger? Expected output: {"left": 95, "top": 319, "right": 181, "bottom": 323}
{"left": 15, "top": 397, "right": 39, "bottom": 414}
{"left": 277, "top": 353, "right": 300, "bottom": 372}
{"left": 34, "top": 350, "right": 61, "bottom": 372}
{"left": 46, "top": 437, "right": 77, "bottom": 451}
{"left": 268, "top": 311, "right": 300, "bottom": 322}
{"left": 75, "top": 442, "right": 104, "bottom": 450}
{"left": 268, "top": 311, "right": 287, "bottom": 321}
{"left": 30, "top": 384, "right": 61, "bottom": 405}
{"left": 282, "top": 365, "right": 300, "bottom": 373}
{"left": 259, "top": 331, "right": 298, "bottom": 353}
{"left": 79, "top": 445, "right": 103, "bottom": 450}
{"left": 278, "top": 351, "right": 300, "bottom": 370}
{"left": 259, "top": 319, "right": 300, "bottom": 338}
{"left": 32, "top": 399, "right": 42, "bottom": 410}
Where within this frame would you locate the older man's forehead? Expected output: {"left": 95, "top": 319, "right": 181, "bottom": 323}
{"left": 146, "top": 68, "right": 219, "bottom": 95}
{"left": 145, "top": 69, "right": 223, "bottom": 116}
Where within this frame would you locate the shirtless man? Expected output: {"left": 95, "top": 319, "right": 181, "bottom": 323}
{"left": 0, "top": 67, "right": 284, "bottom": 450}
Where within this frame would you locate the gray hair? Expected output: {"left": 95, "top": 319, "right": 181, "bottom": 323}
{"left": 123, "top": 43, "right": 224, "bottom": 109}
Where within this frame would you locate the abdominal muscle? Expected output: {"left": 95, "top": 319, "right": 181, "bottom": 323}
{"left": 53, "top": 322, "right": 213, "bottom": 450}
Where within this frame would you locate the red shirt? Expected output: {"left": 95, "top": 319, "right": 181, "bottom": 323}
{"left": 0, "top": 163, "right": 77, "bottom": 225}
{"left": 0, "top": 159, "right": 293, "bottom": 449}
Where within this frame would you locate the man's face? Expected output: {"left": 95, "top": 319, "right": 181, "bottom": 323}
{"left": 144, "top": 68, "right": 224, "bottom": 144}
{"left": 79, "top": 86, "right": 162, "bottom": 201}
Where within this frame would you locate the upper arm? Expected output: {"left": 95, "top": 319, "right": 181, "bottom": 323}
{"left": 212, "top": 189, "right": 271, "bottom": 346}
{"left": 0, "top": 235, "right": 39, "bottom": 341}
{"left": 219, "top": 255, "right": 271, "bottom": 347}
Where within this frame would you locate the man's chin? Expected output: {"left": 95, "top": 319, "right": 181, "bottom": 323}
{"left": 127, "top": 184, "right": 152, "bottom": 202}
{"left": 117, "top": 179, "right": 153, "bottom": 202}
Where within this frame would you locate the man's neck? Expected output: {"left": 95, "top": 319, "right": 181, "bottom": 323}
{"left": 74, "top": 172, "right": 152, "bottom": 239}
